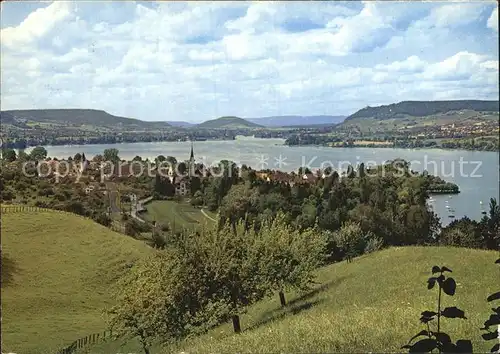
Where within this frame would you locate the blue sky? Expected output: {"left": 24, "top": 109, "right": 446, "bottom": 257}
{"left": 1, "top": 1, "right": 498, "bottom": 122}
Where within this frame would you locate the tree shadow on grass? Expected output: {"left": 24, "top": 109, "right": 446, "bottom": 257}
{"left": 1, "top": 252, "right": 19, "bottom": 287}
{"left": 246, "top": 298, "right": 327, "bottom": 332}
{"left": 247, "top": 275, "right": 349, "bottom": 332}
{"left": 287, "top": 276, "right": 348, "bottom": 307}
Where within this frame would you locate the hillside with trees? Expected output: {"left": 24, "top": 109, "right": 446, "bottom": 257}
{"left": 1, "top": 109, "right": 172, "bottom": 130}
{"left": 197, "top": 116, "right": 264, "bottom": 129}
{"left": 246, "top": 115, "right": 346, "bottom": 127}
{"left": 344, "top": 100, "right": 499, "bottom": 121}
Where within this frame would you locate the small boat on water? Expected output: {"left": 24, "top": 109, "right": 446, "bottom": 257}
{"left": 480, "top": 201, "right": 487, "bottom": 214}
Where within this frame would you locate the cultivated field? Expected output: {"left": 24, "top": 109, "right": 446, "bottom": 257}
{"left": 141, "top": 200, "right": 216, "bottom": 232}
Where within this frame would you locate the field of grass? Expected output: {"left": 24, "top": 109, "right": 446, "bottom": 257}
{"left": 86, "top": 246, "right": 499, "bottom": 353}
{"left": 141, "top": 200, "right": 216, "bottom": 231}
{"left": 1, "top": 210, "right": 152, "bottom": 354}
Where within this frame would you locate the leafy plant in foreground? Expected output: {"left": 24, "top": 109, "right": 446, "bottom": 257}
{"left": 481, "top": 257, "right": 500, "bottom": 353}
{"left": 402, "top": 266, "right": 471, "bottom": 353}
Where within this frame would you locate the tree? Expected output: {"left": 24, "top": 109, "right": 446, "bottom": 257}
{"left": 190, "top": 190, "right": 204, "bottom": 207}
{"left": 166, "top": 156, "right": 177, "bottom": 166}
{"left": 179, "top": 221, "right": 265, "bottom": 333}
{"left": 156, "top": 155, "right": 166, "bottom": 163}
{"left": 17, "top": 150, "right": 29, "bottom": 162}
{"left": 2, "top": 148, "right": 16, "bottom": 162}
{"left": 107, "top": 251, "right": 194, "bottom": 354}
{"left": 333, "top": 221, "right": 366, "bottom": 262}
{"left": 479, "top": 198, "right": 500, "bottom": 250}
{"left": 103, "top": 148, "right": 120, "bottom": 163}
{"left": 29, "top": 146, "right": 48, "bottom": 161}
{"left": 93, "top": 154, "right": 104, "bottom": 163}
{"left": 256, "top": 212, "right": 327, "bottom": 307}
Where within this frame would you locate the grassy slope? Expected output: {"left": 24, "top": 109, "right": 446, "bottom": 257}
{"left": 90, "top": 246, "right": 498, "bottom": 353}
{"left": 1, "top": 211, "right": 152, "bottom": 354}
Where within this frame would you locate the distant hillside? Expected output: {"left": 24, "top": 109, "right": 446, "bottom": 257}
{"left": 1, "top": 109, "right": 172, "bottom": 129}
{"left": 345, "top": 100, "right": 499, "bottom": 121}
{"left": 167, "top": 121, "right": 194, "bottom": 127}
{"left": 247, "top": 115, "right": 346, "bottom": 127}
{"left": 197, "top": 116, "right": 263, "bottom": 129}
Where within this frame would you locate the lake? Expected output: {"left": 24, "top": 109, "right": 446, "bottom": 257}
{"left": 29, "top": 137, "right": 499, "bottom": 226}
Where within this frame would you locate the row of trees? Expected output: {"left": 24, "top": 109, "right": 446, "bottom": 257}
{"left": 109, "top": 213, "right": 329, "bottom": 354}
{"left": 439, "top": 198, "right": 500, "bottom": 250}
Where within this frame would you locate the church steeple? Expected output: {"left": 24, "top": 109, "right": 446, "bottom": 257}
{"left": 189, "top": 141, "right": 194, "bottom": 163}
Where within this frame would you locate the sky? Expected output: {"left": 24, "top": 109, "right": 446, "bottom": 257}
{"left": 1, "top": 1, "right": 498, "bottom": 123}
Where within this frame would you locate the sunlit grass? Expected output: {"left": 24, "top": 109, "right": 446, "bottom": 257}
{"left": 142, "top": 200, "right": 215, "bottom": 231}
{"left": 89, "top": 246, "right": 498, "bottom": 353}
{"left": 1, "top": 211, "right": 152, "bottom": 354}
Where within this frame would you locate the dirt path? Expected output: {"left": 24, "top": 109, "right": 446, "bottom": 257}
{"left": 201, "top": 208, "right": 217, "bottom": 222}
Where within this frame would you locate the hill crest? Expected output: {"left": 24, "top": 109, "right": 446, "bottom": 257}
{"left": 1, "top": 109, "right": 172, "bottom": 129}
{"left": 197, "top": 116, "right": 263, "bottom": 129}
{"left": 345, "top": 100, "right": 499, "bottom": 121}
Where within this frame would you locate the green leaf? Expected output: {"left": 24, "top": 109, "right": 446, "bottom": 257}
{"left": 408, "top": 338, "right": 438, "bottom": 353}
{"left": 431, "top": 266, "right": 441, "bottom": 274}
{"left": 421, "top": 310, "right": 437, "bottom": 317}
{"left": 484, "top": 314, "right": 500, "bottom": 327}
{"left": 442, "top": 277, "right": 456, "bottom": 296}
{"left": 440, "top": 266, "right": 452, "bottom": 273}
{"left": 408, "top": 330, "right": 430, "bottom": 343}
{"left": 427, "top": 277, "right": 436, "bottom": 290}
{"left": 454, "top": 340, "right": 472, "bottom": 353}
{"left": 482, "top": 330, "right": 498, "bottom": 341}
{"left": 441, "top": 307, "right": 467, "bottom": 319}
{"left": 433, "top": 332, "right": 451, "bottom": 344}
{"left": 487, "top": 291, "right": 500, "bottom": 302}
{"left": 439, "top": 341, "right": 457, "bottom": 354}
{"left": 491, "top": 343, "right": 499, "bottom": 353}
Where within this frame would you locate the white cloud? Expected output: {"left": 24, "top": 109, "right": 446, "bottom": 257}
{"left": 487, "top": 7, "right": 498, "bottom": 32}
{"left": 417, "top": 3, "right": 487, "bottom": 28}
{"left": 0, "top": 1, "right": 498, "bottom": 121}
{"left": 1, "top": 2, "right": 75, "bottom": 47}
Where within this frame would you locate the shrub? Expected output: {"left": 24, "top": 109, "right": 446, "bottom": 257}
{"left": 333, "top": 221, "right": 366, "bottom": 262}
{"left": 34, "top": 201, "right": 49, "bottom": 208}
{"left": 38, "top": 187, "right": 54, "bottom": 197}
{"left": 364, "top": 235, "right": 384, "bottom": 254}
{"left": 54, "top": 193, "right": 67, "bottom": 201}
{"left": 1, "top": 189, "right": 14, "bottom": 201}
{"left": 93, "top": 213, "right": 112, "bottom": 227}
